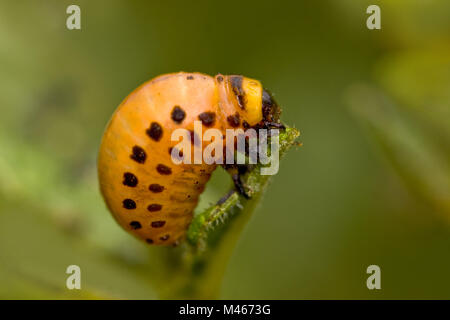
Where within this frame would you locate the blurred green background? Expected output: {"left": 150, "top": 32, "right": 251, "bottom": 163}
{"left": 1, "top": 0, "right": 449, "bottom": 299}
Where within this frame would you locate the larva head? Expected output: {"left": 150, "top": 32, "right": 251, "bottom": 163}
{"left": 261, "top": 88, "right": 281, "bottom": 124}
{"left": 221, "top": 75, "right": 281, "bottom": 127}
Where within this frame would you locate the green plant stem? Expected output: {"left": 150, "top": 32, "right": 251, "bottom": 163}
{"left": 160, "top": 127, "right": 300, "bottom": 299}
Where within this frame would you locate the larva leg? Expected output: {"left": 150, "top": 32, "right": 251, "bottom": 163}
{"left": 264, "top": 121, "right": 286, "bottom": 130}
{"left": 223, "top": 164, "right": 250, "bottom": 199}
{"left": 232, "top": 173, "right": 249, "bottom": 199}
{"left": 254, "top": 121, "right": 286, "bottom": 130}
{"left": 217, "top": 189, "right": 236, "bottom": 205}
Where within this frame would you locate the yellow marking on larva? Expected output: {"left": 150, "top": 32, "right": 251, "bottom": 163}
{"left": 241, "top": 78, "right": 263, "bottom": 126}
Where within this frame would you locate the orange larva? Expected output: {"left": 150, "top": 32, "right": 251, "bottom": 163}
{"left": 98, "top": 72, "right": 283, "bottom": 245}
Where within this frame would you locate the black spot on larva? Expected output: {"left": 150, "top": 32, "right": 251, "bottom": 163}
{"left": 169, "top": 147, "right": 184, "bottom": 161}
{"left": 123, "top": 172, "right": 138, "bottom": 187}
{"left": 187, "top": 75, "right": 194, "bottom": 80}
{"left": 227, "top": 113, "right": 240, "bottom": 127}
{"left": 242, "top": 120, "right": 250, "bottom": 129}
{"left": 151, "top": 221, "right": 166, "bottom": 228}
{"left": 156, "top": 164, "right": 172, "bottom": 175}
{"left": 123, "top": 199, "right": 136, "bottom": 209}
{"left": 130, "top": 145, "right": 146, "bottom": 164}
{"left": 130, "top": 221, "right": 142, "bottom": 229}
{"left": 171, "top": 106, "right": 186, "bottom": 124}
{"left": 146, "top": 238, "right": 154, "bottom": 244}
{"left": 198, "top": 112, "right": 216, "bottom": 127}
{"left": 217, "top": 75, "right": 224, "bottom": 83}
{"left": 146, "top": 122, "right": 163, "bottom": 141}
{"left": 149, "top": 184, "right": 164, "bottom": 193}
{"left": 160, "top": 234, "right": 170, "bottom": 241}
{"left": 147, "top": 203, "right": 162, "bottom": 212}
{"left": 230, "top": 76, "right": 246, "bottom": 109}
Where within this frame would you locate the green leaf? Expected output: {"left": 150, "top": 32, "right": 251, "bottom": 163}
{"left": 346, "top": 84, "right": 450, "bottom": 220}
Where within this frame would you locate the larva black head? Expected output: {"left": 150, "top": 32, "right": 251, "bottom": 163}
{"left": 262, "top": 89, "right": 280, "bottom": 122}
{"left": 259, "top": 89, "right": 283, "bottom": 130}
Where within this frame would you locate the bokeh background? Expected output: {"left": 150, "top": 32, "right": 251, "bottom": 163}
{"left": 1, "top": 0, "right": 449, "bottom": 299}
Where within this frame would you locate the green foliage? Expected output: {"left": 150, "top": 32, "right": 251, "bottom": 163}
{"left": 347, "top": 85, "right": 450, "bottom": 220}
